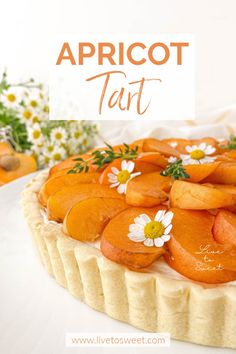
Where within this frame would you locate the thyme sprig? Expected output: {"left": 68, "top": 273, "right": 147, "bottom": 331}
{"left": 160, "top": 159, "right": 190, "bottom": 180}
{"left": 68, "top": 143, "right": 139, "bottom": 173}
{"left": 220, "top": 135, "right": 236, "bottom": 150}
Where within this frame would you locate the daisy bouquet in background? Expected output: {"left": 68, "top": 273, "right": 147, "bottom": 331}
{"left": 0, "top": 71, "right": 98, "bottom": 169}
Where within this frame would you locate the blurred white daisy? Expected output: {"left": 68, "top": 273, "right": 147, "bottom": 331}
{"left": 108, "top": 160, "right": 141, "bottom": 194}
{"left": 50, "top": 127, "right": 67, "bottom": 145}
{"left": 0, "top": 88, "right": 21, "bottom": 109}
{"left": 51, "top": 146, "right": 67, "bottom": 163}
{"left": 128, "top": 210, "right": 174, "bottom": 247}
{"left": 181, "top": 143, "right": 216, "bottom": 165}
{"left": 28, "top": 124, "right": 44, "bottom": 145}
{"left": 38, "top": 153, "right": 52, "bottom": 168}
{"left": 20, "top": 107, "right": 34, "bottom": 124}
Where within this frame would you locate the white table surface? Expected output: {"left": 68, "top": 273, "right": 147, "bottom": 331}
{"left": 0, "top": 173, "right": 235, "bottom": 354}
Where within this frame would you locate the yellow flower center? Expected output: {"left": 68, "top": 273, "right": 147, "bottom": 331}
{"left": 33, "top": 130, "right": 40, "bottom": 139}
{"left": 30, "top": 100, "right": 38, "bottom": 108}
{"left": 117, "top": 170, "right": 130, "bottom": 184}
{"left": 74, "top": 131, "right": 81, "bottom": 139}
{"left": 7, "top": 94, "right": 16, "bottom": 102}
{"left": 144, "top": 221, "right": 165, "bottom": 239}
{"left": 32, "top": 116, "right": 39, "bottom": 123}
{"left": 47, "top": 146, "right": 54, "bottom": 152}
{"left": 23, "top": 110, "right": 32, "bottom": 119}
{"left": 190, "top": 149, "right": 205, "bottom": 160}
{"left": 53, "top": 153, "right": 61, "bottom": 161}
{"left": 43, "top": 105, "right": 49, "bottom": 113}
{"left": 55, "top": 132, "right": 62, "bottom": 140}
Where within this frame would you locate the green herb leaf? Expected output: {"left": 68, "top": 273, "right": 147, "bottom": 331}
{"left": 160, "top": 159, "right": 190, "bottom": 180}
{"left": 68, "top": 142, "right": 139, "bottom": 173}
{"left": 220, "top": 135, "right": 236, "bottom": 150}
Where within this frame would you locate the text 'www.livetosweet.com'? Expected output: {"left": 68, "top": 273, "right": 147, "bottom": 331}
{"left": 65, "top": 332, "right": 170, "bottom": 347}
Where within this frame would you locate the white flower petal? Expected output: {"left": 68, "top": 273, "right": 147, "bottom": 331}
{"left": 185, "top": 145, "right": 193, "bottom": 153}
{"left": 168, "top": 156, "right": 177, "bottom": 163}
{"left": 169, "top": 141, "right": 178, "bottom": 148}
{"left": 128, "top": 233, "right": 146, "bottom": 242}
{"left": 121, "top": 160, "right": 128, "bottom": 170}
{"left": 204, "top": 145, "right": 216, "bottom": 155}
{"left": 117, "top": 183, "right": 126, "bottom": 194}
{"left": 134, "top": 214, "right": 151, "bottom": 225}
{"left": 130, "top": 172, "right": 141, "bottom": 180}
{"left": 154, "top": 238, "right": 164, "bottom": 247}
{"left": 164, "top": 224, "right": 172, "bottom": 235}
{"left": 161, "top": 234, "right": 171, "bottom": 242}
{"left": 199, "top": 142, "right": 206, "bottom": 151}
{"left": 126, "top": 160, "right": 135, "bottom": 173}
{"left": 162, "top": 211, "right": 174, "bottom": 227}
{"left": 111, "top": 167, "right": 119, "bottom": 175}
{"left": 110, "top": 182, "right": 120, "bottom": 188}
{"left": 154, "top": 210, "right": 166, "bottom": 222}
{"left": 129, "top": 224, "right": 144, "bottom": 233}
{"left": 144, "top": 238, "right": 154, "bottom": 247}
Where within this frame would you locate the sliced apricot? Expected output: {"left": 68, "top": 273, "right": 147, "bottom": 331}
{"left": 170, "top": 180, "right": 235, "bottom": 210}
{"left": 126, "top": 172, "right": 172, "bottom": 207}
{"left": 165, "top": 208, "right": 236, "bottom": 283}
{"left": 213, "top": 210, "right": 236, "bottom": 247}
{"left": 47, "top": 183, "right": 124, "bottom": 222}
{"left": 49, "top": 153, "right": 94, "bottom": 176}
{"left": 202, "top": 162, "right": 236, "bottom": 184}
{"left": 63, "top": 197, "right": 128, "bottom": 241}
{"left": 0, "top": 153, "right": 36, "bottom": 184}
{"left": 184, "top": 162, "right": 221, "bottom": 183}
{"left": 38, "top": 172, "right": 100, "bottom": 207}
{"left": 101, "top": 207, "right": 167, "bottom": 269}
{"left": 0, "top": 141, "right": 14, "bottom": 155}
{"left": 142, "top": 138, "right": 180, "bottom": 158}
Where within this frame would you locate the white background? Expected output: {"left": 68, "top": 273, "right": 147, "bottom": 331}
{"left": 0, "top": 0, "right": 236, "bottom": 117}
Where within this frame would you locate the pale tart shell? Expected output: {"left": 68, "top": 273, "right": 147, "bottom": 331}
{"left": 21, "top": 171, "right": 236, "bottom": 349}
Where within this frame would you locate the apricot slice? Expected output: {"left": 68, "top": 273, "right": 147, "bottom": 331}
{"left": 0, "top": 153, "right": 36, "bottom": 184}
{"left": 202, "top": 162, "right": 236, "bottom": 184}
{"left": 38, "top": 172, "right": 100, "bottom": 207}
{"left": 63, "top": 197, "right": 128, "bottom": 241}
{"left": 0, "top": 141, "right": 14, "bottom": 155}
{"left": 165, "top": 208, "right": 236, "bottom": 283}
{"left": 99, "top": 158, "right": 161, "bottom": 185}
{"left": 213, "top": 210, "right": 236, "bottom": 247}
{"left": 49, "top": 153, "right": 94, "bottom": 176}
{"left": 184, "top": 162, "right": 221, "bottom": 183}
{"left": 101, "top": 207, "right": 167, "bottom": 269}
{"left": 142, "top": 138, "right": 180, "bottom": 158}
{"left": 47, "top": 184, "right": 124, "bottom": 222}
{"left": 126, "top": 172, "right": 172, "bottom": 207}
{"left": 170, "top": 180, "right": 235, "bottom": 210}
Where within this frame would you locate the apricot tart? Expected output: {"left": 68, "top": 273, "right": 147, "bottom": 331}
{"left": 21, "top": 137, "right": 236, "bottom": 348}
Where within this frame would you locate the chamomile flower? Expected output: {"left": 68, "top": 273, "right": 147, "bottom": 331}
{"left": 181, "top": 143, "right": 216, "bottom": 165}
{"left": 0, "top": 88, "right": 21, "bottom": 109}
{"left": 51, "top": 146, "right": 67, "bottom": 163}
{"left": 20, "top": 107, "right": 34, "bottom": 124}
{"left": 108, "top": 160, "right": 141, "bottom": 194}
{"left": 28, "top": 124, "right": 44, "bottom": 144}
{"left": 128, "top": 210, "right": 174, "bottom": 247}
{"left": 38, "top": 153, "right": 52, "bottom": 168}
{"left": 50, "top": 127, "right": 67, "bottom": 145}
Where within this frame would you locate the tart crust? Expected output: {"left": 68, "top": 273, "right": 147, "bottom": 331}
{"left": 21, "top": 171, "right": 236, "bottom": 348}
